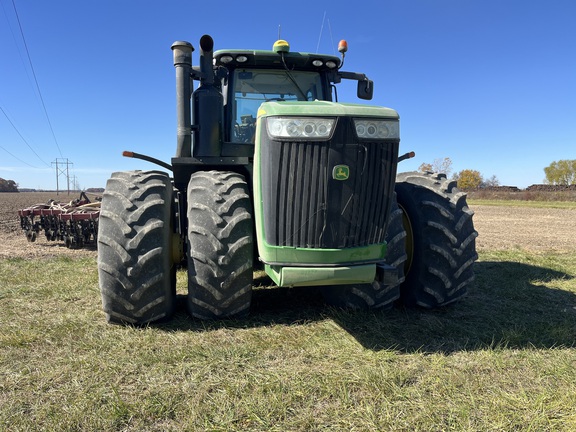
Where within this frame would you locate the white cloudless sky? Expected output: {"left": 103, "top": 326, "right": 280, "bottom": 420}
{"left": 1, "top": 0, "right": 575, "bottom": 189}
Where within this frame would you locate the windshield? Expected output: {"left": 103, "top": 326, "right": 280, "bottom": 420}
{"left": 230, "top": 69, "right": 324, "bottom": 143}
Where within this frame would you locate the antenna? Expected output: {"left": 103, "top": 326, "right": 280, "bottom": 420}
{"left": 327, "top": 18, "right": 336, "bottom": 56}
{"left": 316, "top": 12, "right": 337, "bottom": 55}
{"left": 278, "top": 25, "right": 281, "bottom": 40}
{"left": 316, "top": 11, "right": 327, "bottom": 53}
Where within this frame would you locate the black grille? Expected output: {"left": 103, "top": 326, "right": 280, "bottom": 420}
{"left": 261, "top": 121, "right": 398, "bottom": 249}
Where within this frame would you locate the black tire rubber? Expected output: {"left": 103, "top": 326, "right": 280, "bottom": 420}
{"left": 98, "top": 170, "right": 176, "bottom": 324}
{"left": 321, "top": 195, "right": 406, "bottom": 310}
{"left": 395, "top": 171, "right": 478, "bottom": 308}
{"left": 384, "top": 193, "right": 408, "bottom": 288}
{"left": 186, "top": 171, "right": 253, "bottom": 319}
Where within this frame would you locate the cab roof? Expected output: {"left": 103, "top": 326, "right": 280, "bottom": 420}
{"left": 214, "top": 49, "right": 342, "bottom": 71}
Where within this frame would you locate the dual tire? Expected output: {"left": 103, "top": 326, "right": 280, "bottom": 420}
{"left": 395, "top": 171, "right": 478, "bottom": 307}
{"left": 98, "top": 170, "right": 253, "bottom": 324}
{"left": 323, "top": 171, "right": 478, "bottom": 310}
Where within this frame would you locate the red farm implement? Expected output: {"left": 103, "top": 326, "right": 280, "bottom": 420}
{"left": 18, "top": 192, "right": 100, "bottom": 249}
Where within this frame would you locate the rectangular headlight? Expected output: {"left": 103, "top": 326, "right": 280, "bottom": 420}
{"left": 266, "top": 117, "right": 335, "bottom": 140}
{"left": 353, "top": 119, "right": 399, "bottom": 139}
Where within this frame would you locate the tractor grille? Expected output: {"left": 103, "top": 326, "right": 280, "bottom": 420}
{"left": 260, "top": 129, "right": 398, "bottom": 249}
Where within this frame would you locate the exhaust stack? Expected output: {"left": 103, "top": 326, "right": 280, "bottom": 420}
{"left": 192, "top": 35, "right": 223, "bottom": 157}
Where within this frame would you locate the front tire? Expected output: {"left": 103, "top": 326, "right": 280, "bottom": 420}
{"left": 321, "top": 195, "right": 406, "bottom": 310}
{"left": 98, "top": 170, "right": 176, "bottom": 324}
{"left": 395, "top": 171, "right": 478, "bottom": 307}
{"left": 187, "top": 171, "right": 254, "bottom": 319}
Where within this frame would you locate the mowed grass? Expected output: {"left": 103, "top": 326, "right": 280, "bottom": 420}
{"left": 1, "top": 249, "right": 576, "bottom": 431}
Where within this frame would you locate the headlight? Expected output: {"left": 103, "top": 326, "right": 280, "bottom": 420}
{"left": 353, "top": 119, "right": 399, "bottom": 139}
{"left": 266, "top": 117, "right": 335, "bottom": 140}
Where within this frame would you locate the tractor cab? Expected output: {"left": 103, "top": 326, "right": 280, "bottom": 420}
{"left": 169, "top": 36, "right": 375, "bottom": 191}
{"left": 213, "top": 40, "right": 373, "bottom": 145}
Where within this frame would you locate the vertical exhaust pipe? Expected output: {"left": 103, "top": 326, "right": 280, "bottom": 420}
{"left": 199, "top": 35, "right": 214, "bottom": 85}
{"left": 171, "top": 41, "right": 194, "bottom": 158}
{"left": 193, "top": 35, "right": 223, "bottom": 157}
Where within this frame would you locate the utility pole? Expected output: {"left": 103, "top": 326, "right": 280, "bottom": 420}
{"left": 52, "top": 158, "right": 73, "bottom": 195}
{"left": 53, "top": 159, "right": 59, "bottom": 194}
{"left": 71, "top": 175, "right": 80, "bottom": 192}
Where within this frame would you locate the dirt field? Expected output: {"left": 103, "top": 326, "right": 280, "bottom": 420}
{"left": 472, "top": 204, "right": 575, "bottom": 252}
{"left": 0, "top": 192, "right": 574, "bottom": 259}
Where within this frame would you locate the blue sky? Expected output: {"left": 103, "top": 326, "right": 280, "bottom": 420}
{"left": 1, "top": 0, "right": 574, "bottom": 189}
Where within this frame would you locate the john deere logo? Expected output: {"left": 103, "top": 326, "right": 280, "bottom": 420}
{"left": 332, "top": 165, "right": 350, "bottom": 181}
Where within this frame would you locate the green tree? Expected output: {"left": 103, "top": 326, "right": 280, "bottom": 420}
{"left": 453, "top": 169, "right": 483, "bottom": 190}
{"left": 544, "top": 160, "right": 576, "bottom": 185}
{"left": 418, "top": 157, "right": 453, "bottom": 176}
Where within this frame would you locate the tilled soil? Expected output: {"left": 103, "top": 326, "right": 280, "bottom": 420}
{"left": 472, "top": 204, "right": 575, "bottom": 252}
{"left": 0, "top": 192, "right": 574, "bottom": 259}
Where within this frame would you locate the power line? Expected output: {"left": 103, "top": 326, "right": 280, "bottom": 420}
{"left": 0, "top": 143, "right": 38, "bottom": 168}
{"left": 0, "top": 105, "right": 51, "bottom": 167}
{"left": 10, "top": 0, "right": 64, "bottom": 159}
{"left": 0, "top": 0, "right": 35, "bottom": 93}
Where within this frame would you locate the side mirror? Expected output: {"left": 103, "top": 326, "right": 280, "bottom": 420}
{"left": 357, "top": 79, "right": 373, "bottom": 100}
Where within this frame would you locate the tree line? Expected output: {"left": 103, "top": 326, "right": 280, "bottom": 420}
{"left": 0, "top": 178, "right": 18, "bottom": 192}
{"left": 417, "top": 158, "right": 498, "bottom": 190}
{"left": 418, "top": 158, "right": 576, "bottom": 190}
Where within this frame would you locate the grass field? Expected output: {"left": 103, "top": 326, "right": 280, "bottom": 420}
{"left": 2, "top": 246, "right": 576, "bottom": 431}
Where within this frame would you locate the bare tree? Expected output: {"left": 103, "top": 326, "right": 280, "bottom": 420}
{"left": 481, "top": 175, "right": 500, "bottom": 188}
{"left": 418, "top": 157, "right": 453, "bottom": 176}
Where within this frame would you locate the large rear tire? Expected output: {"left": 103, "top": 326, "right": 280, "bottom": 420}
{"left": 98, "top": 170, "right": 176, "bottom": 324}
{"left": 395, "top": 171, "right": 478, "bottom": 307}
{"left": 187, "top": 171, "right": 253, "bottom": 319}
{"left": 321, "top": 195, "right": 406, "bottom": 310}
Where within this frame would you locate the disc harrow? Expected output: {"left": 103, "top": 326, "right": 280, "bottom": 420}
{"left": 18, "top": 192, "right": 100, "bottom": 249}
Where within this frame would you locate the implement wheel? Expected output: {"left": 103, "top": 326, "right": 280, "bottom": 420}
{"left": 395, "top": 171, "right": 478, "bottom": 307}
{"left": 98, "top": 170, "right": 176, "bottom": 324}
{"left": 187, "top": 171, "right": 254, "bottom": 319}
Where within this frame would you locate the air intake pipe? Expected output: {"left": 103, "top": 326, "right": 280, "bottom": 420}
{"left": 171, "top": 40, "right": 194, "bottom": 157}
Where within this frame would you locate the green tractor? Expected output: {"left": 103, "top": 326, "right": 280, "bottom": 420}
{"left": 97, "top": 35, "right": 478, "bottom": 324}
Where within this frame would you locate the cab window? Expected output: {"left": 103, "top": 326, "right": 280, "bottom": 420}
{"left": 230, "top": 69, "right": 324, "bottom": 143}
